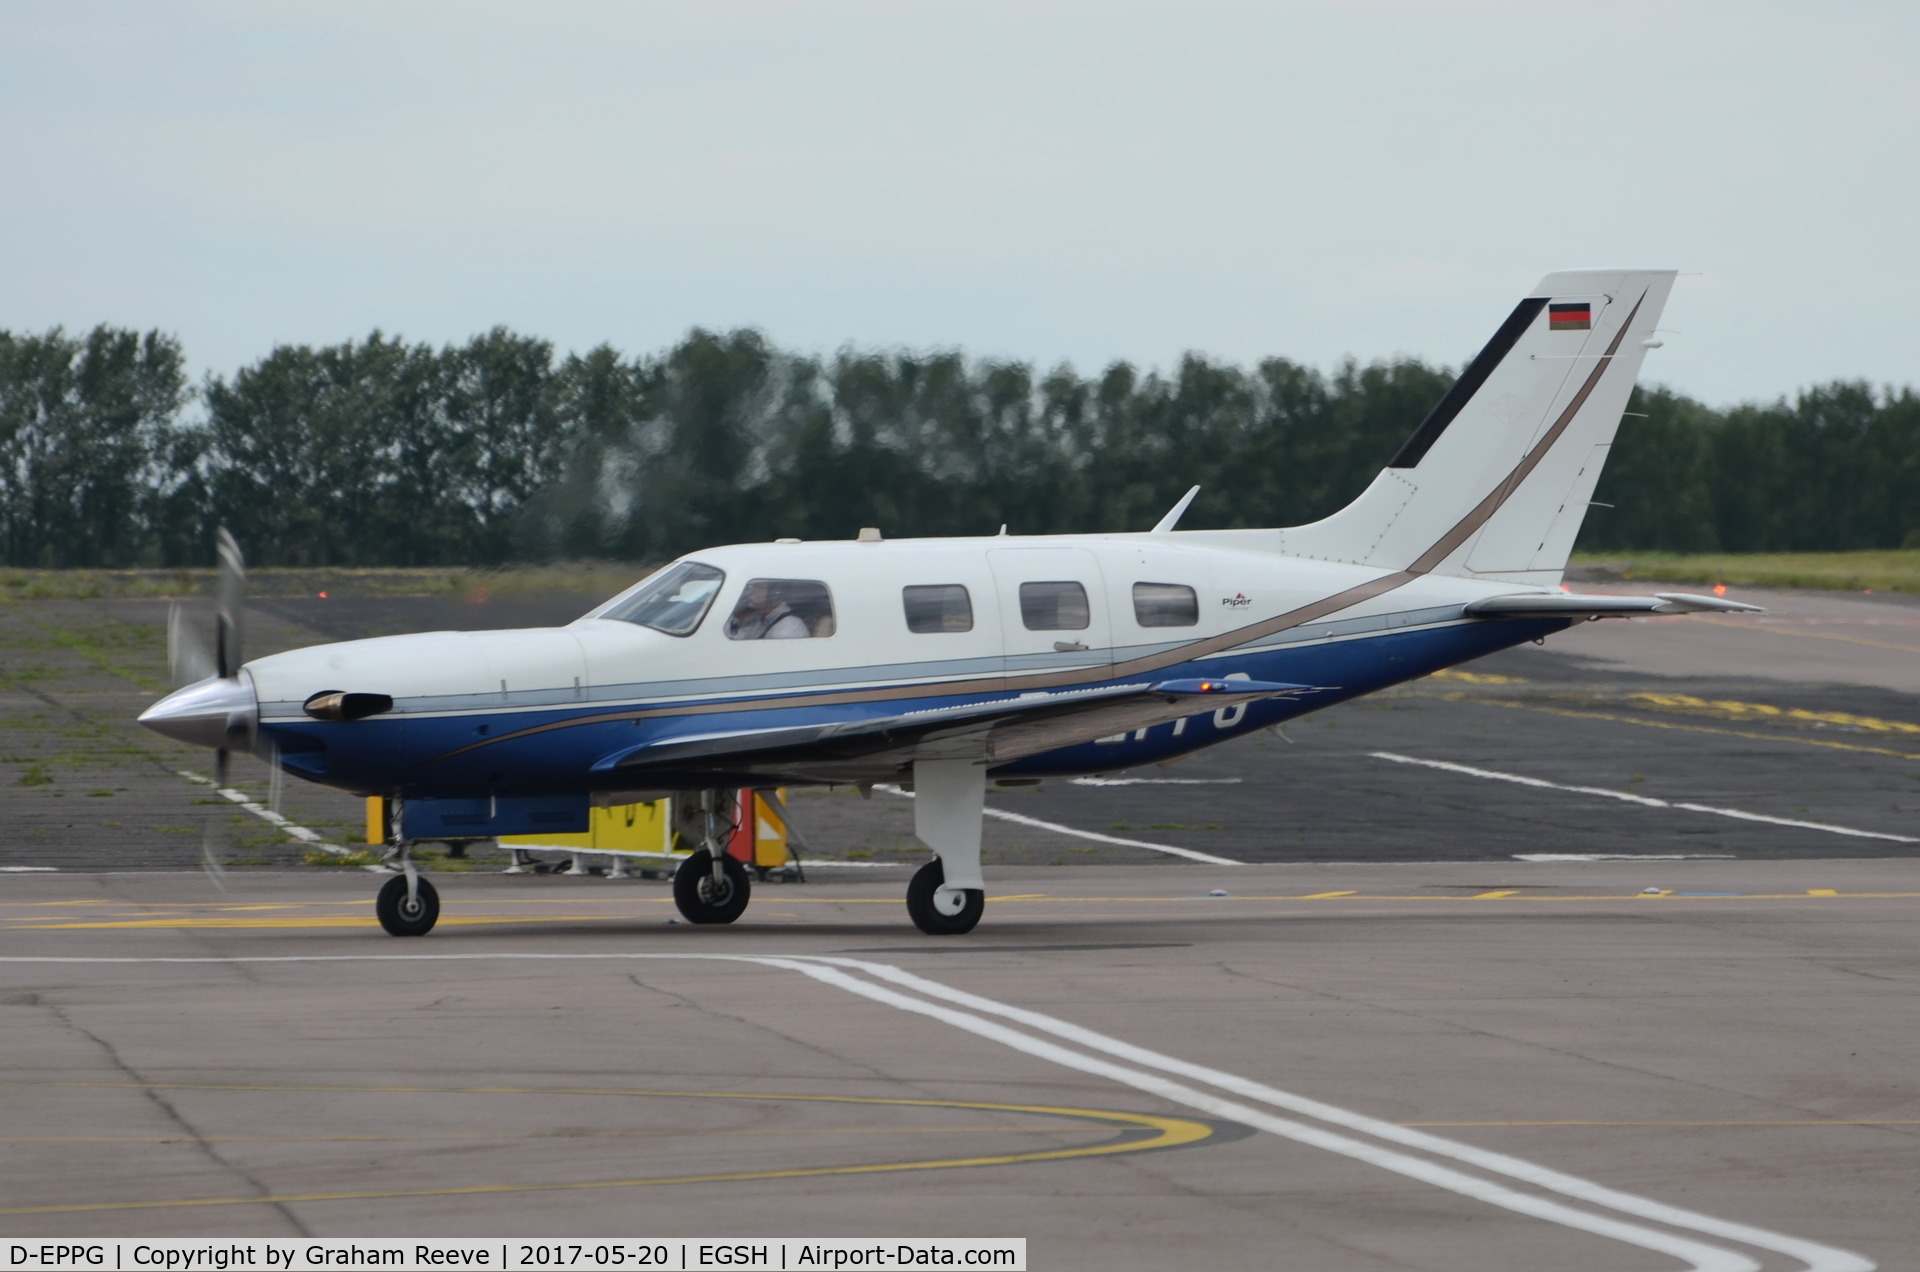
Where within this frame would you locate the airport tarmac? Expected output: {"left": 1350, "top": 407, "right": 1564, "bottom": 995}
{"left": 3, "top": 582, "right": 1918, "bottom": 1265}
{"left": 1, "top": 861, "right": 1914, "bottom": 1270}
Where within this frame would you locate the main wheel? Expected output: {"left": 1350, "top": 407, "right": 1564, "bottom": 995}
{"left": 375, "top": 873, "right": 439, "bottom": 937}
{"left": 673, "top": 849, "right": 752, "bottom": 924}
{"left": 906, "top": 859, "right": 984, "bottom": 935}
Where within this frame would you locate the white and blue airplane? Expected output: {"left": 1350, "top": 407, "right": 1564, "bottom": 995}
{"left": 139, "top": 269, "right": 1755, "bottom": 937}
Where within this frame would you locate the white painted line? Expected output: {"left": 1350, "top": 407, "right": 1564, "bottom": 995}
{"left": 0, "top": 866, "right": 58, "bottom": 872}
{"left": 176, "top": 770, "right": 355, "bottom": 857}
{"left": 1515, "top": 853, "right": 1735, "bottom": 863}
{"left": 791, "top": 960, "right": 1765, "bottom": 1272}
{"left": 820, "top": 957, "right": 1873, "bottom": 1272}
{"left": 6, "top": 951, "right": 1863, "bottom": 1270}
{"left": 1371, "top": 752, "right": 1920, "bottom": 846}
{"left": 794, "top": 860, "right": 906, "bottom": 868}
{"left": 877, "top": 784, "right": 1241, "bottom": 865}
{"left": 1068, "top": 777, "right": 1243, "bottom": 786}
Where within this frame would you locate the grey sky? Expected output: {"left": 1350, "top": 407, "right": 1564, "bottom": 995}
{"left": 3, "top": 1, "right": 1913, "bottom": 404}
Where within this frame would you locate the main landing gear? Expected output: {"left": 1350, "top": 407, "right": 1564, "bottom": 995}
{"left": 904, "top": 758, "right": 988, "bottom": 936}
{"left": 906, "top": 859, "right": 983, "bottom": 935}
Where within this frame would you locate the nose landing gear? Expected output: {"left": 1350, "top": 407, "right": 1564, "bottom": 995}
{"left": 375, "top": 867, "right": 439, "bottom": 936}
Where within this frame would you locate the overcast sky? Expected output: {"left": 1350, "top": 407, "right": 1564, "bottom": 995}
{"left": 2, "top": 1, "right": 1913, "bottom": 404}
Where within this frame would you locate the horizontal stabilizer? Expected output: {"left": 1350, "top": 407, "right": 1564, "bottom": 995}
{"left": 591, "top": 679, "right": 1314, "bottom": 784}
{"left": 1465, "top": 591, "right": 1763, "bottom": 619}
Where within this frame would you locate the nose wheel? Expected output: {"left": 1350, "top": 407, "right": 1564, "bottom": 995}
{"left": 672, "top": 849, "right": 752, "bottom": 924}
{"left": 375, "top": 871, "right": 439, "bottom": 936}
{"left": 906, "top": 859, "right": 983, "bottom": 935}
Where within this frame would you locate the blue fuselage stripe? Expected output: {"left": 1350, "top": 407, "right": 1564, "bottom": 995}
{"left": 262, "top": 617, "right": 1565, "bottom": 798}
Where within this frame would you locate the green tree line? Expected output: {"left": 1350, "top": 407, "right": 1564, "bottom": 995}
{"left": 2, "top": 322, "right": 1916, "bottom": 568}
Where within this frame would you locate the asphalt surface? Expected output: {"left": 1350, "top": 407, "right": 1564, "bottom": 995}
{"left": 3, "top": 580, "right": 1918, "bottom": 1265}
{"left": 3, "top": 862, "right": 1914, "bottom": 1270}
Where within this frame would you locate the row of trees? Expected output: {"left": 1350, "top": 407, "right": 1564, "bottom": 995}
{"left": 1, "top": 322, "right": 1915, "bottom": 568}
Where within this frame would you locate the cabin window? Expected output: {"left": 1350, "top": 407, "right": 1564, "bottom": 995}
{"left": 598, "top": 560, "right": 725, "bottom": 636}
{"left": 1018, "top": 580, "right": 1090, "bottom": 631}
{"left": 725, "top": 578, "right": 836, "bottom": 640}
{"left": 1133, "top": 582, "right": 1198, "bottom": 628}
{"left": 903, "top": 584, "right": 973, "bottom": 633}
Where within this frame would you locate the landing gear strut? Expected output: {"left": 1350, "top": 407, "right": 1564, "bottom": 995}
{"left": 905, "top": 758, "right": 988, "bottom": 935}
{"left": 906, "top": 858, "right": 983, "bottom": 935}
{"left": 670, "top": 791, "right": 752, "bottom": 924}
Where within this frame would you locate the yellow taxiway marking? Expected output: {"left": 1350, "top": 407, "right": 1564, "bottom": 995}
{"left": 3, "top": 1127, "right": 1072, "bottom": 1145}
{"left": 1413, "top": 691, "right": 1920, "bottom": 762}
{"left": 9, "top": 915, "right": 634, "bottom": 930}
{"left": 10, "top": 892, "right": 1920, "bottom": 928}
{"left": 0, "top": 1083, "right": 1214, "bottom": 1217}
{"left": 1627, "top": 691, "right": 1920, "bottom": 736}
{"left": 1696, "top": 613, "right": 1920, "bottom": 656}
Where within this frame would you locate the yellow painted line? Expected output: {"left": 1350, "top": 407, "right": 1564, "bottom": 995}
{"left": 2, "top": 1127, "right": 1068, "bottom": 1145}
{"left": 1696, "top": 613, "right": 1920, "bottom": 656}
{"left": 1427, "top": 668, "right": 1528, "bottom": 684}
{"left": 0, "top": 1083, "right": 1214, "bottom": 1217}
{"left": 9, "top": 915, "right": 633, "bottom": 930}
{"left": 1627, "top": 691, "right": 1920, "bottom": 736}
{"left": 11, "top": 894, "right": 1920, "bottom": 930}
{"left": 1415, "top": 691, "right": 1920, "bottom": 762}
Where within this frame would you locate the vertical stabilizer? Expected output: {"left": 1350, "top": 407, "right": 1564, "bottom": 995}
{"left": 1276, "top": 270, "right": 1675, "bottom": 585}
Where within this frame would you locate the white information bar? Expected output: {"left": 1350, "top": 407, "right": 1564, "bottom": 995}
{"left": 4, "top": 1242, "right": 1025, "bottom": 1272}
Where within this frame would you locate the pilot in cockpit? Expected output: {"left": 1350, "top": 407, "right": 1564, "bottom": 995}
{"left": 725, "top": 579, "right": 812, "bottom": 640}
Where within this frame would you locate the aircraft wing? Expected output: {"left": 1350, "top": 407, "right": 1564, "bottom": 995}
{"left": 590, "top": 677, "right": 1310, "bottom": 786}
{"left": 1465, "top": 591, "right": 1763, "bottom": 619}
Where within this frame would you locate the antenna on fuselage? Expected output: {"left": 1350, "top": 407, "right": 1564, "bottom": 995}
{"left": 1150, "top": 485, "right": 1201, "bottom": 534}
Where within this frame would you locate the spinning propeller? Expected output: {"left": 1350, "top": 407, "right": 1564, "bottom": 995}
{"left": 147, "top": 529, "right": 269, "bottom": 887}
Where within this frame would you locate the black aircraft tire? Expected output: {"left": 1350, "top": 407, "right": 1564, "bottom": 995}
{"left": 673, "top": 850, "right": 753, "bottom": 925}
{"left": 906, "top": 859, "right": 984, "bottom": 935}
{"left": 375, "top": 873, "right": 440, "bottom": 937}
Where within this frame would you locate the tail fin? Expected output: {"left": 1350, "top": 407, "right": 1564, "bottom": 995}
{"left": 1277, "top": 269, "right": 1675, "bottom": 585}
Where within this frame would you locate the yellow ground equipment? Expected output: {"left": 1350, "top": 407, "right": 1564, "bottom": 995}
{"left": 366, "top": 791, "right": 791, "bottom": 873}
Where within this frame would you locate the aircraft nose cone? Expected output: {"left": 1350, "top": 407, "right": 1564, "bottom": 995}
{"left": 137, "top": 674, "right": 258, "bottom": 750}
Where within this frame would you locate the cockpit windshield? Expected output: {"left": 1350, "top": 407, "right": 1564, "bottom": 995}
{"left": 593, "top": 561, "right": 726, "bottom": 636}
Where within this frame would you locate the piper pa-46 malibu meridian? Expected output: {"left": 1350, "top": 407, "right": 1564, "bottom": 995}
{"left": 140, "top": 269, "right": 1754, "bottom": 937}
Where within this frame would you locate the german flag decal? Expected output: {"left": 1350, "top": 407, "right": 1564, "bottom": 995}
{"left": 1549, "top": 302, "right": 1592, "bottom": 331}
